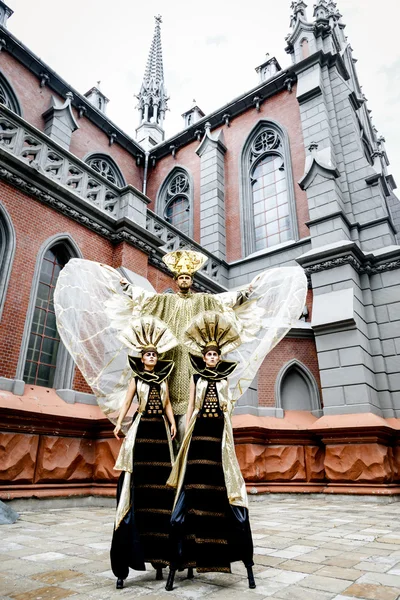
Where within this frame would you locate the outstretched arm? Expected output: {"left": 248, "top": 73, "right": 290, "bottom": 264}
{"left": 186, "top": 376, "right": 196, "bottom": 431}
{"left": 113, "top": 378, "right": 136, "bottom": 439}
{"left": 163, "top": 382, "right": 177, "bottom": 440}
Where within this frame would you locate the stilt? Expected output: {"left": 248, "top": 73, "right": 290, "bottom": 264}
{"left": 116, "top": 578, "right": 124, "bottom": 589}
{"left": 156, "top": 567, "right": 163, "bottom": 580}
{"left": 165, "top": 569, "right": 176, "bottom": 591}
{"left": 247, "top": 565, "right": 256, "bottom": 589}
{"left": 187, "top": 566, "right": 194, "bottom": 579}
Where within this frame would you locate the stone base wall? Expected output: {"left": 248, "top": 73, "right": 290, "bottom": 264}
{"left": 2, "top": 393, "right": 400, "bottom": 499}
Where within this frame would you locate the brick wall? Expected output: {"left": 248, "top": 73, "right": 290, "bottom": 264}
{"left": 147, "top": 85, "right": 309, "bottom": 263}
{"left": 258, "top": 336, "right": 321, "bottom": 407}
{"left": 0, "top": 52, "right": 143, "bottom": 190}
{"left": 0, "top": 180, "right": 149, "bottom": 382}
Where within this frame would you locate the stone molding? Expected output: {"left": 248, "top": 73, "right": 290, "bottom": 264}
{"left": 298, "top": 241, "right": 400, "bottom": 277}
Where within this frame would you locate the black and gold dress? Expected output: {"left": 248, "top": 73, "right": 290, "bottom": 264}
{"left": 110, "top": 358, "right": 175, "bottom": 579}
{"left": 167, "top": 356, "right": 254, "bottom": 574}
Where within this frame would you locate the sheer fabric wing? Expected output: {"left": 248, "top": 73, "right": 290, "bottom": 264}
{"left": 54, "top": 258, "right": 154, "bottom": 426}
{"left": 225, "top": 266, "right": 307, "bottom": 402}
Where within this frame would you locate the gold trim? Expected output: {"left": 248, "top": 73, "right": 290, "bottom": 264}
{"left": 185, "top": 484, "right": 225, "bottom": 491}
{"left": 187, "top": 459, "right": 222, "bottom": 466}
{"left": 188, "top": 509, "right": 225, "bottom": 517}
{"left": 191, "top": 436, "right": 221, "bottom": 442}
{"left": 135, "top": 508, "right": 171, "bottom": 514}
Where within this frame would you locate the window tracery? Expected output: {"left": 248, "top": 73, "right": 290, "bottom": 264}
{"left": 158, "top": 169, "right": 192, "bottom": 236}
{"left": 241, "top": 124, "right": 297, "bottom": 255}
{"left": 85, "top": 154, "right": 125, "bottom": 187}
{"left": 0, "top": 74, "right": 21, "bottom": 115}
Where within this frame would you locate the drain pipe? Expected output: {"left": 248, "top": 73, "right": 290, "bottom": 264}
{"left": 142, "top": 150, "right": 149, "bottom": 196}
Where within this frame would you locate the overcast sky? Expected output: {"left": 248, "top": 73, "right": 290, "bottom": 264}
{"left": 6, "top": 0, "right": 400, "bottom": 185}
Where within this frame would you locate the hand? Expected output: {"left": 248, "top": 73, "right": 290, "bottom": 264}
{"left": 113, "top": 424, "right": 122, "bottom": 439}
{"left": 120, "top": 277, "right": 129, "bottom": 286}
{"left": 248, "top": 283, "right": 253, "bottom": 295}
{"left": 170, "top": 423, "right": 177, "bottom": 440}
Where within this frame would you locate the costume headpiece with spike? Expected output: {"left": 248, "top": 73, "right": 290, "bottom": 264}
{"left": 162, "top": 249, "right": 208, "bottom": 279}
{"left": 184, "top": 311, "right": 242, "bottom": 357}
{"left": 118, "top": 315, "right": 178, "bottom": 356}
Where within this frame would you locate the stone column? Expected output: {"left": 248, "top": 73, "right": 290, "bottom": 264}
{"left": 196, "top": 123, "right": 226, "bottom": 260}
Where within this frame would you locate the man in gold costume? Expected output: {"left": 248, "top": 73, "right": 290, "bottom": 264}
{"left": 120, "top": 250, "right": 252, "bottom": 442}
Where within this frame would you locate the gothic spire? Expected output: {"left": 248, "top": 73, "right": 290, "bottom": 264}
{"left": 289, "top": 1, "right": 307, "bottom": 28}
{"left": 136, "top": 15, "right": 168, "bottom": 131}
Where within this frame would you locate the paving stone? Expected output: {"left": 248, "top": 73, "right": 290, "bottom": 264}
{"left": 10, "top": 586, "right": 76, "bottom": 600}
{"left": 342, "top": 583, "right": 400, "bottom": 600}
{"left": 278, "top": 559, "right": 322, "bottom": 574}
{"left": 31, "top": 570, "right": 83, "bottom": 585}
{"left": 315, "top": 566, "right": 364, "bottom": 581}
{"left": 297, "top": 574, "right": 354, "bottom": 593}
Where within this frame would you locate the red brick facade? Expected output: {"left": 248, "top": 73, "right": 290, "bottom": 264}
{"left": 0, "top": 49, "right": 319, "bottom": 406}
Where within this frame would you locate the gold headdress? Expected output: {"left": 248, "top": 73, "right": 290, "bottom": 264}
{"left": 184, "top": 311, "right": 242, "bottom": 357}
{"left": 162, "top": 249, "right": 208, "bottom": 278}
{"left": 118, "top": 316, "right": 178, "bottom": 355}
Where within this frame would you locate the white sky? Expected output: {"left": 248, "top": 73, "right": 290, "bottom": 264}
{"left": 7, "top": 0, "right": 400, "bottom": 186}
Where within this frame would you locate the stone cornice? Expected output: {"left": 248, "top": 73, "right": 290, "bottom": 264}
{"left": 297, "top": 241, "right": 400, "bottom": 277}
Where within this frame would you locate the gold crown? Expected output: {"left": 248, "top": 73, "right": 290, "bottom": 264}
{"left": 184, "top": 311, "right": 242, "bottom": 357}
{"left": 162, "top": 250, "right": 208, "bottom": 277}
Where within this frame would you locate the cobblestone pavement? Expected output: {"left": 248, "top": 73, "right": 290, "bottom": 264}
{"left": 1, "top": 497, "right": 400, "bottom": 600}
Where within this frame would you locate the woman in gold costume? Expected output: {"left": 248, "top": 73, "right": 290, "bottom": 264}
{"left": 165, "top": 312, "right": 256, "bottom": 591}
{"left": 110, "top": 317, "right": 178, "bottom": 590}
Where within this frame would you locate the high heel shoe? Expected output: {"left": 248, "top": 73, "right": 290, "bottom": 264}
{"left": 247, "top": 566, "right": 256, "bottom": 589}
{"left": 156, "top": 567, "right": 163, "bottom": 580}
{"left": 116, "top": 578, "right": 124, "bottom": 589}
{"left": 187, "top": 567, "right": 194, "bottom": 579}
{"left": 165, "top": 569, "right": 176, "bottom": 591}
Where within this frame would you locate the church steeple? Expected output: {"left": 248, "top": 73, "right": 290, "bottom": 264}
{"left": 135, "top": 15, "right": 169, "bottom": 149}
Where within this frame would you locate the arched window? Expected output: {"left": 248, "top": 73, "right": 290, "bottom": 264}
{"left": 85, "top": 154, "right": 126, "bottom": 187}
{"left": 0, "top": 72, "right": 22, "bottom": 115}
{"left": 275, "top": 359, "right": 321, "bottom": 413}
{"left": 17, "top": 235, "right": 82, "bottom": 389}
{"left": 157, "top": 168, "right": 193, "bottom": 237}
{"left": 23, "top": 245, "right": 69, "bottom": 387}
{"left": 0, "top": 202, "right": 16, "bottom": 321}
{"left": 240, "top": 121, "right": 298, "bottom": 256}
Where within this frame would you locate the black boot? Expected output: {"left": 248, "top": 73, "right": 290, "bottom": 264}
{"left": 247, "top": 566, "right": 256, "bottom": 589}
{"left": 187, "top": 567, "right": 194, "bottom": 579}
{"left": 116, "top": 578, "right": 124, "bottom": 589}
{"left": 165, "top": 569, "right": 176, "bottom": 591}
{"left": 156, "top": 567, "right": 163, "bottom": 580}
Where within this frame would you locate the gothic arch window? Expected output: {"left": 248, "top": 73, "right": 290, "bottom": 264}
{"left": 240, "top": 121, "right": 298, "bottom": 256}
{"left": 0, "top": 202, "right": 16, "bottom": 321}
{"left": 17, "top": 234, "right": 82, "bottom": 389}
{"left": 275, "top": 359, "right": 321, "bottom": 413}
{"left": 85, "top": 153, "right": 126, "bottom": 187}
{"left": 0, "top": 72, "right": 22, "bottom": 115}
{"left": 156, "top": 168, "right": 193, "bottom": 237}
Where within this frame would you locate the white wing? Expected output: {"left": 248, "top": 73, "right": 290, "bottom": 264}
{"left": 54, "top": 258, "right": 154, "bottom": 425}
{"left": 225, "top": 266, "right": 308, "bottom": 402}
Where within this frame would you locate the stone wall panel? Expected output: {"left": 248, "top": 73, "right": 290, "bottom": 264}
{"left": 94, "top": 438, "right": 120, "bottom": 482}
{"left": 324, "top": 444, "right": 394, "bottom": 483}
{"left": 0, "top": 432, "right": 39, "bottom": 483}
{"left": 34, "top": 436, "right": 95, "bottom": 483}
{"left": 236, "top": 443, "right": 306, "bottom": 482}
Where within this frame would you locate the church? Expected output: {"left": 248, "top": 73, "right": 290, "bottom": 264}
{"left": 1, "top": 0, "right": 400, "bottom": 500}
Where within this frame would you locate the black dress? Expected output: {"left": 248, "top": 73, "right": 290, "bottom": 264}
{"left": 111, "top": 361, "right": 175, "bottom": 579}
{"left": 170, "top": 361, "right": 254, "bottom": 574}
